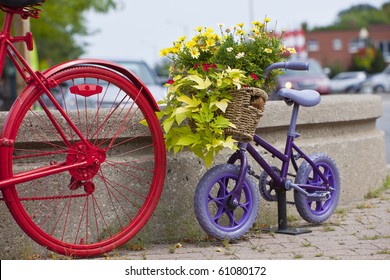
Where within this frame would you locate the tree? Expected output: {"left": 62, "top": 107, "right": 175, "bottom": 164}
{"left": 312, "top": 2, "right": 390, "bottom": 30}
{"left": 349, "top": 45, "right": 386, "bottom": 73}
{"left": 29, "top": 0, "right": 118, "bottom": 67}
{"left": 335, "top": 4, "right": 389, "bottom": 29}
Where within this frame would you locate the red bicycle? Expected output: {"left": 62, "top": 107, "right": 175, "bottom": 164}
{"left": 0, "top": 0, "right": 166, "bottom": 257}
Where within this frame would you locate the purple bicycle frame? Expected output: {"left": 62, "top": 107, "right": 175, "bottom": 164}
{"left": 227, "top": 103, "right": 331, "bottom": 201}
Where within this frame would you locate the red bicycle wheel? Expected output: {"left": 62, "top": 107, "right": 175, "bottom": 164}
{"left": 0, "top": 66, "right": 166, "bottom": 257}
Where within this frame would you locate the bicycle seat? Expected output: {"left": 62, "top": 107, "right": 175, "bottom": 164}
{"left": 0, "top": 0, "right": 43, "bottom": 8}
{"left": 277, "top": 88, "right": 320, "bottom": 107}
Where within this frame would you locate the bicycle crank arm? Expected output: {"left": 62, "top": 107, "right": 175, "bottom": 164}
{"left": 285, "top": 180, "right": 331, "bottom": 201}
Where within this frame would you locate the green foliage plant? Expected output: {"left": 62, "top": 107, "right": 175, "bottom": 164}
{"left": 158, "top": 18, "right": 295, "bottom": 167}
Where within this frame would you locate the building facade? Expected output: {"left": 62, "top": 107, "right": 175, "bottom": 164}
{"left": 305, "top": 24, "right": 390, "bottom": 71}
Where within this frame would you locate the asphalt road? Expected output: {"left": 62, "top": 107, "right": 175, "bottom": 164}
{"left": 377, "top": 93, "right": 390, "bottom": 163}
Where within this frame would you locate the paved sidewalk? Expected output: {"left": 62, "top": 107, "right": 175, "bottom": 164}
{"left": 103, "top": 187, "right": 390, "bottom": 260}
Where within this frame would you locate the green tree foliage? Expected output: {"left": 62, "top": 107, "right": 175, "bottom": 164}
{"left": 313, "top": 1, "right": 390, "bottom": 31}
{"left": 335, "top": 4, "right": 389, "bottom": 28}
{"left": 349, "top": 46, "right": 386, "bottom": 73}
{"left": 29, "top": 0, "right": 117, "bottom": 66}
{"left": 313, "top": 2, "right": 390, "bottom": 30}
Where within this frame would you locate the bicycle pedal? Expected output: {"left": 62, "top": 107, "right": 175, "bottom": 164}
{"left": 306, "top": 192, "right": 331, "bottom": 201}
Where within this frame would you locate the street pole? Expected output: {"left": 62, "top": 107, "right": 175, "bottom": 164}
{"left": 248, "top": 0, "right": 254, "bottom": 24}
{"left": 13, "top": 15, "right": 31, "bottom": 96}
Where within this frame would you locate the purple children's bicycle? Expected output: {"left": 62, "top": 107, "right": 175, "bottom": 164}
{"left": 194, "top": 61, "right": 340, "bottom": 240}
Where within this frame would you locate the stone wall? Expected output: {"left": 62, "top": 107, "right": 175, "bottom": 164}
{"left": 0, "top": 94, "right": 387, "bottom": 258}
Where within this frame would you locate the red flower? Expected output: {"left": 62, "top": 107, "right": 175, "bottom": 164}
{"left": 166, "top": 79, "right": 175, "bottom": 85}
{"left": 193, "top": 63, "right": 199, "bottom": 69}
{"left": 202, "top": 63, "right": 210, "bottom": 72}
{"left": 251, "top": 73, "right": 259, "bottom": 80}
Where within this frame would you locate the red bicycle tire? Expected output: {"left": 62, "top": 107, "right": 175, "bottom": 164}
{"left": 0, "top": 66, "right": 166, "bottom": 257}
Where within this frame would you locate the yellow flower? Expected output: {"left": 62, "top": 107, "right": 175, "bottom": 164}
{"left": 190, "top": 47, "right": 200, "bottom": 58}
{"left": 287, "top": 47, "right": 297, "bottom": 54}
{"left": 237, "top": 22, "right": 244, "bottom": 28}
{"left": 186, "top": 40, "right": 197, "bottom": 48}
{"left": 206, "top": 37, "right": 216, "bottom": 48}
{"left": 252, "top": 21, "right": 261, "bottom": 26}
{"left": 177, "top": 35, "right": 186, "bottom": 42}
{"left": 264, "top": 17, "right": 271, "bottom": 23}
{"left": 195, "top": 26, "right": 203, "bottom": 32}
{"left": 171, "top": 46, "right": 180, "bottom": 54}
{"left": 264, "top": 48, "right": 272, "bottom": 53}
{"left": 236, "top": 29, "right": 246, "bottom": 36}
{"left": 159, "top": 48, "right": 169, "bottom": 57}
{"left": 205, "top": 27, "right": 214, "bottom": 34}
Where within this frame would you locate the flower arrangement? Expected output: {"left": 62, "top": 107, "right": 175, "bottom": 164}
{"left": 158, "top": 18, "right": 296, "bottom": 167}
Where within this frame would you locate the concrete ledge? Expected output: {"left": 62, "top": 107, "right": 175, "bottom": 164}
{"left": 0, "top": 94, "right": 387, "bottom": 258}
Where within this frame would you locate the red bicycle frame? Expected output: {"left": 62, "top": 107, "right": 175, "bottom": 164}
{"left": 0, "top": 7, "right": 162, "bottom": 190}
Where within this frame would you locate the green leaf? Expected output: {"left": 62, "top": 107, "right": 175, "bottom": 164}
{"left": 213, "top": 116, "right": 233, "bottom": 129}
{"left": 188, "top": 75, "right": 212, "bottom": 90}
{"left": 174, "top": 107, "right": 190, "bottom": 125}
{"left": 222, "top": 136, "right": 238, "bottom": 150}
{"left": 210, "top": 99, "right": 230, "bottom": 112}
{"left": 139, "top": 119, "right": 149, "bottom": 127}
{"left": 203, "top": 151, "right": 214, "bottom": 168}
{"left": 177, "top": 95, "right": 201, "bottom": 108}
{"left": 163, "top": 117, "right": 175, "bottom": 133}
{"left": 176, "top": 136, "right": 196, "bottom": 146}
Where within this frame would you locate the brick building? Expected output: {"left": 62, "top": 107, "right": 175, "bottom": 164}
{"left": 305, "top": 24, "right": 390, "bottom": 70}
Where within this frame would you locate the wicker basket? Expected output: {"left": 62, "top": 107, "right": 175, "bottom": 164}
{"left": 224, "top": 87, "right": 268, "bottom": 141}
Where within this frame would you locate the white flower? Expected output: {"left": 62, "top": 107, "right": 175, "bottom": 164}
{"left": 226, "top": 47, "right": 233, "bottom": 52}
{"left": 235, "top": 52, "right": 245, "bottom": 59}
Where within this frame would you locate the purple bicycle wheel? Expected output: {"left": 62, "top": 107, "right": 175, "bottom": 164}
{"left": 194, "top": 164, "right": 259, "bottom": 240}
{"left": 294, "top": 153, "right": 340, "bottom": 224}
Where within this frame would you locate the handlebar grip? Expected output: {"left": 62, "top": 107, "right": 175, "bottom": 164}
{"left": 263, "top": 61, "right": 309, "bottom": 77}
{"left": 284, "top": 61, "right": 309, "bottom": 71}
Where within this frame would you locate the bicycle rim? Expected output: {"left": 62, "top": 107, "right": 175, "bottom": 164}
{"left": 0, "top": 66, "right": 166, "bottom": 257}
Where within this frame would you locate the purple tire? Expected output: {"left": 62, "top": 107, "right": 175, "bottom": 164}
{"left": 194, "top": 164, "right": 259, "bottom": 240}
{"left": 294, "top": 153, "right": 340, "bottom": 224}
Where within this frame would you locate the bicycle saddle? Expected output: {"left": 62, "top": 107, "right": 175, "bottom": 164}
{"left": 0, "top": 0, "right": 43, "bottom": 8}
{"left": 277, "top": 88, "right": 321, "bottom": 107}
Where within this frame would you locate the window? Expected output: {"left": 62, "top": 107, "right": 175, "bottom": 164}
{"left": 379, "top": 41, "right": 390, "bottom": 63}
{"left": 308, "top": 39, "right": 319, "bottom": 52}
{"left": 332, "top": 39, "right": 343, "bottom": 51}
{"left": 349, "top": 39, "right": 364, "bottom": 53}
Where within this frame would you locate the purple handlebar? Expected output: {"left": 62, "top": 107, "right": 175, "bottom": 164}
{"left": 263, "top": 61, "right": 309, "bottom": 77}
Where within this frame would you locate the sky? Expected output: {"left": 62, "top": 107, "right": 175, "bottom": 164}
{"left": 83, "top": 0, "right": 388, "bottom": 67}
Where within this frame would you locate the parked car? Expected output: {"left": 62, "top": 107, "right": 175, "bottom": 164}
{"left": 275, "top": 59, "right": 331, "bottom": 96}
{"left": 367, "top": 64, "right": 390, "bottom": 93}
{"left": 42, "top": 60, "right": 167, "bottom": 110}
{"left": 116, "top": 60, "right": 167, "bottom": 102}
{"left": 330, "top": 71, "right": 368, "bottom": 93}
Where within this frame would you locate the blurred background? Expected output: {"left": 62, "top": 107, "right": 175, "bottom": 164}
{"left": 1, "top": 0, "right": 390, "bottom": 108}
{"left": 0, "top": 0, "right": 389, "bottom": 162}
